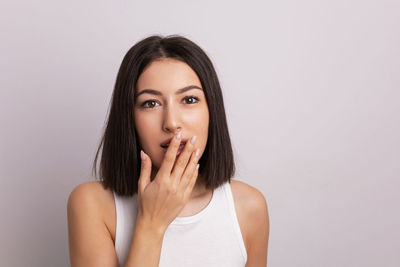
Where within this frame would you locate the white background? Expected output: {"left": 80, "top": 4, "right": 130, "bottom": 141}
{"left": 1, "top": 0, "right": 399, "bottom": 266}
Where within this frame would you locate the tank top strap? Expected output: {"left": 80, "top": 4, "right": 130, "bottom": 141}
{"left": 221, "top": 180, "right": 247, "bottom": 262}
{"left": 113, "top": 191, "right": 138, "bottom": 267}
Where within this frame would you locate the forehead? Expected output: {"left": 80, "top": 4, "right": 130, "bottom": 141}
{"left": 136, "top": 58, "right": 202, "bottom": 94}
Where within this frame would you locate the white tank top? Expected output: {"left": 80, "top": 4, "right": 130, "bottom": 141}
{"left": 113, "top": 180, "right": 247, "bottom": 267}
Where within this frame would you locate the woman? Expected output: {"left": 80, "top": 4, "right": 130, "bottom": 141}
{"left": 67, "top": 34, "right": 270, "bottom": 267}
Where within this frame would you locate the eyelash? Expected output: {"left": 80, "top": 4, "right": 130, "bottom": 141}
{"left": 140, "top": 96, "right": 200, "bottom": 109}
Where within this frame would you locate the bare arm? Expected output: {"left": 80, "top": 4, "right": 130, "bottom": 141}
{"left": 245, "top": 188, "right": 270, "bottom": 267}
{"left": 67, "top": 182, "right": 119, "bottom": 267}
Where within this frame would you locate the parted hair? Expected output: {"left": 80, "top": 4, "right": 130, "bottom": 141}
{"left": 92, "top": 34, "right": 235, "bottom": 196}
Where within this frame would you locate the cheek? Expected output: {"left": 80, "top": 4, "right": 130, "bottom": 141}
{"left": 190, "top": 104, "right": 209, "bottom": 124}
{"left": 199, "top": 106, "right": 210, "bottom": 130}
{"left": 196, "top": 109, "right": 209, "bottom": 155}
{"left": 184, "top": 105, "right": 209, "bottom": 139}
{"left": 134, "top": 114, "right": 158, "bottom": 147}
{"left": 199, "top": 113, "right": 209, "bottom": 136}
{"left": 136, "top": 118, "right": 154, "bottom": 132}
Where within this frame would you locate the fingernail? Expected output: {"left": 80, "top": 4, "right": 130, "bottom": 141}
{"left": 140, "top": 150, "right": 146, "bottom": 160}
{"left": 190, "top": 136, "right": 197, "bottom": 145}
{"left": 196, "top": 164, "right": 200, "bottom": 170}
{"left": 195, "top": 148, "right": 200, "bottom": 157}
{"left": 176, "top": 131, "right": 182, "bottom": 140}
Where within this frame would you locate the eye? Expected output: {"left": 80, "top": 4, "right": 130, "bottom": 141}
{"left": 140, "top": 100, "right": 159, "bottom": 109}
{"left": 183, "top": 95, "right": 199, "bottom": 104}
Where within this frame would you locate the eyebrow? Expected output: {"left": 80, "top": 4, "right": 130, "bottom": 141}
{"left": 135, "top": 85, "right": 203, "bottom": 97}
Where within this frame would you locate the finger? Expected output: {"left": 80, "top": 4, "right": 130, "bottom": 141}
{"left": 183, "top": 163, "right": 200, "bottom": 199}
{"left": 171, "top": 135, "right": 197, "bottom": 183}
{"left": 138, "top": 150, "right": 152, "bottom": 195}
{"left": 157, "top": 130, "right": 182, "bottom": 179}
{"left": 179, "top": 147, "right": 201, "bottom": 190}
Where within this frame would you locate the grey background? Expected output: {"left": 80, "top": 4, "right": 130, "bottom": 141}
{"left": 1, "top": 0, "right": 399, "bottom": 266}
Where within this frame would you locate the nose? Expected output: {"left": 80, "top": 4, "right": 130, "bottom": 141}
{"left": 162, "top": 104, "right": 182, "bottom": 134}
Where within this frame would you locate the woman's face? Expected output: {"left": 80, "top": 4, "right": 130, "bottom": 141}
{"left": 134, "top": 58, "right": 209, "bottom": 170}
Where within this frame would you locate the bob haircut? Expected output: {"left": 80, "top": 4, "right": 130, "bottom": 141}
{"left": 93, "top": 34, "right": 235, "bottom": 196}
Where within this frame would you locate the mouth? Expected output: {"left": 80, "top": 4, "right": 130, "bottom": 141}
{"left": 160, "top": 141, "right": 187, "bottom": 155}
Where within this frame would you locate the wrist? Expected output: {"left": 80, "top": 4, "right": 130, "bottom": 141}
{"left": 135, "top": 216, "right": 166, "bottom": 237}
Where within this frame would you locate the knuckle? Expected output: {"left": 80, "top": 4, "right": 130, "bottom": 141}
{"left": 165, "top": 152, "right": 175, "bottom": 162}
{"left": 174, "top": 158, "right": 186, "bottom": 169}
{"left": 190, "top": 149, "right": 198, "bottom": 159}
{"left": 159, "top": 178, "right": 169, "bottom": 187}
{"left": 167, "top": 185, "right": 178, "bottom": 194}
{"left": 189, "top": 156, "right": 197, "bottom": 167}
{"left": 155, "top": 179, "right": 164, "bottom": 189}
{"left": 187, "top": 142, "right": 195, "bottom": 153}
{"left": 186, "top": 146, "right": 195, "bottom": 156}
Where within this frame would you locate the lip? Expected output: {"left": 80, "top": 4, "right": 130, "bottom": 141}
{"left": 160, "top": 137, "right": 174, "bottom": 147}
{"left": 161, "top": 142, "right": 186, "bottom": 155}
{"left": 160, "top": 137, "right": 188, "bottom": 147}
{"left": 161, "top": 141, "right": 186, "bottom": 156}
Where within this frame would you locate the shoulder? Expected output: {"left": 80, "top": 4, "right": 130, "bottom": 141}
{"left": 67, "top": 181, "right": 116, "bottom": 240}
{"left": 230, "top": 179, "right": 269, "bottom": 217}
{"left": 68, "top": 181, "right": 111, "bottom": 210}
{"left": 229, "top": 179, "right": 269, "bottom": 265}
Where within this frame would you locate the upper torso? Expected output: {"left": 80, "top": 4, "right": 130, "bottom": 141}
{"left": 92, "top": 179, "right": 252, "bottom": 264}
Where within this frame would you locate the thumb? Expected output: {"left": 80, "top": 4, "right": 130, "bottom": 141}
{"left": 138, "top": 150, "right": 152, "bottom": 194}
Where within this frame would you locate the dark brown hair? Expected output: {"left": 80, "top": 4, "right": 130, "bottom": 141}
{"left": 92, "top": 34, "right": 235, "bottom": 196}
